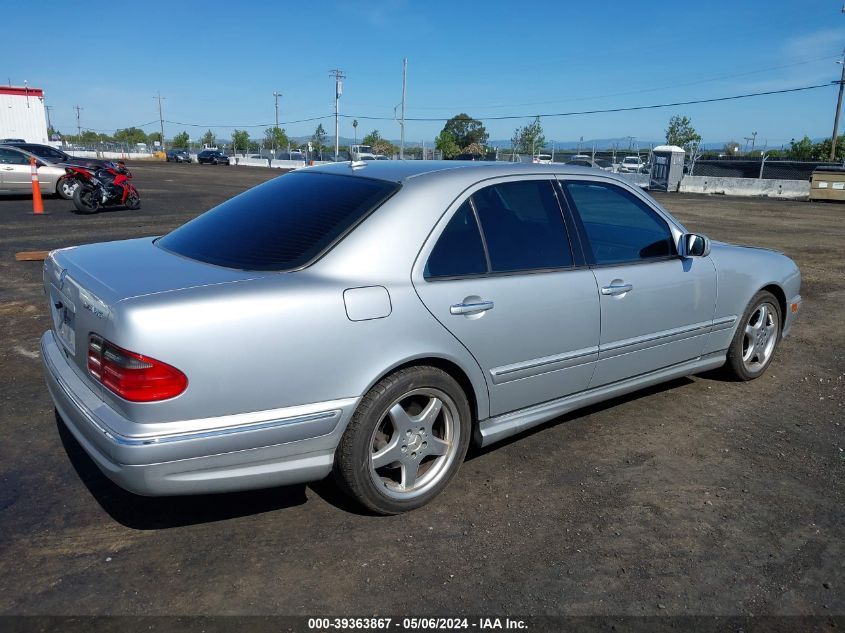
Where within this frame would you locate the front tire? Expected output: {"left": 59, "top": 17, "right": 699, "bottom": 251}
{"left": 723, "top": 290, "right": 782, "bottom": 381}
{"left": 125, "top": 191, "right": 141, "bottom": 210}
{"left": 334, "top": 366, "right": 471, "bottom": 515}
{"left": 72, "top": 186, "right": 99, "bottom": 214}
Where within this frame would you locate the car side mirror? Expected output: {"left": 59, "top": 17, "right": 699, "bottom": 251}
{"left": 680, "top": 233, "right": 711, "bottom": 258}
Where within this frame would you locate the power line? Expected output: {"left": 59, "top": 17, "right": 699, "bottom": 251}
{"left": 163, "top": 115, "right": 330, "bottom": 128}
{"left": 54, "top": 83, "right": 833, "bottom": 137}
{"left": 402, "top": 53, "right": 841, "bottom": 111}
{"left": 339, "top": 83, "right": 832, "bottom": 122}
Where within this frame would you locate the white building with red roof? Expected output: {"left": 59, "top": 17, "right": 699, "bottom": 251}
{"left": 0, "top": 85, "right": 49, "bottom": 143}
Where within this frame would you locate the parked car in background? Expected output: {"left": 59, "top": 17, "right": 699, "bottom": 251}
{"left": 0, "top": 146, "right": 77, "bottom": 198}
{"left": 618, "top": 155, "right": 646, "bottom": 173}
{"left": 41, "top": 161, "right": 801, "bottom": 515}
{"left": 166, "top": 149, "right": 192, "bottom": 163}
{"left": 1, "top": 142, "right": 110, "bottom": 171}
{"left": 373, "top": 154, "right": 390, "bottom": 160}
{"left": 197, "top": 150, "right": 230, "bottom": 165}
{"left": 532, "top": 154, "right": 552, "bottom": 164}
{"left": 565, "top": 157, "right": 614, "bottom": 171}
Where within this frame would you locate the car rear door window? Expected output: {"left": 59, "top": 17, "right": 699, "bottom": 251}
{"left": 564, "top": 181, "right": 676, "bottom": 265}
{"left": 472, "top": 180, "right": 573, "bottom": 272}
{"left": 157, "top": 172, "right": 398, "bottom": 271}
{"left": 425, "top": 201, "right": 487, "bottom": 279}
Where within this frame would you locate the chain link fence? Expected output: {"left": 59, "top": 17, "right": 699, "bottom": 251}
{"left": 689, "top": 159, "right": 842, "bottom": 180}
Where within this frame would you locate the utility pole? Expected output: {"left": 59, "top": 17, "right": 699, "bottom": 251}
{"left": 44, "top": 105, "right": 53, "bottom": 137}
{"left": 154, "top": 92, "right": 166, "bottom": 150}
{"left": 329, "top": 69, "right": 345, "bottom": 160}
{"left": 273, "top": 91, "right": 281, "bottom": 158}
{"left": 830, "top": 49, "right": 845, "bottom": 160}
{"left": 400, "top": 58, "right": 407, "bottom": 159}
{"left": 743, "top": 132, "right": 757, "bottom": 155}
{"left": 73, "top": 105, "right": 83, "bottom": 139}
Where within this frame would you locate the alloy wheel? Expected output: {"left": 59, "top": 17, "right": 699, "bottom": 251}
{"left": 741, "top": 302, "right": 778, "bottom": 373}
{"left": 368, "top": 388, "right": 460, "bottom": 501}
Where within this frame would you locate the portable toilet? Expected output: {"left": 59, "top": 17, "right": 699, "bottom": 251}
{"left": 649, "top": 145, "right": 685, "bottom": 192}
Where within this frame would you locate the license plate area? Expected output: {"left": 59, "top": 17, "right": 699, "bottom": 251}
{"left": 50, "top": 286, "right": 76, "bottom": 356}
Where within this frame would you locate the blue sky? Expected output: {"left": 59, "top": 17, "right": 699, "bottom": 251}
{"left": 5, "top": 1, "right": 845, "bottom": 147}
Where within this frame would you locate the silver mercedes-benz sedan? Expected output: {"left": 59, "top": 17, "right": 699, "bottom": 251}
{"left": 41, "top": 161, "right": 802, "bottom": 514}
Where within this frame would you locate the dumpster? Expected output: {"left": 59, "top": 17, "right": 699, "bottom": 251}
{"left": 810, "top": 166, "right": 845, "bottom": 202}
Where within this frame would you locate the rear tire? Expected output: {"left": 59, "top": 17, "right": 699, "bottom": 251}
{"left": 56, "top": 176, "right": 77, "bottom": 200}
{"left": 722, "top": 290, "right": 782, "bottom": 381}
{"left": 334, "top": 366, "right": 471, "bottom": 515}
{"left": 72, "top": 186, "right": 99, "bottom": 214}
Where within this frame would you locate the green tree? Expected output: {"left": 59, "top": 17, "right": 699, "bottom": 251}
{"left": 787, "top": 136, "right": 813, "bottom": 160}
{"left": 312, "top": 123, "right": 328, "bottom": 155}
{"left": 263, "top": 126, "right": 289, "bottom": 151}
{"left": 114, "top": 127, "right": 149, "bottom": 146}
{"left": 665, "top": 115, "right": 702, "bottom": 149}
{"left": 147, "top": 132, "right": 162, "bottom": 146}
{"left": 373, "top": 139, "right": 398, "bottom": 156}
{"left": 439, "top": 113, "right": 488, "bottom": 151}
{"left": 512, "top": 116, "right": 545, "bottom": 155}
{"left": 232, "top": 129, "right": 250, "bottom": 154}
{"left": 810, "top": 135, "right": 845, "bottom": 160}
{"left": 362, "top": 129, "right": 382, "bottom": 147}
{"left": 172, "top": 131, "right": 190, "bottom": 149}
{"left": 201, "top": 129, "right": 216, "bottom": 147}
{"left": 723, "top": 141, "right": 741, "bottom": 156}
{"left": 435, "top": 129, "right": 460, "bottom": 159}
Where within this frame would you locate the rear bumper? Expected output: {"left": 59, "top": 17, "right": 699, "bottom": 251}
{"left": 41, "top": 331, "right": 358, "bottom": 496}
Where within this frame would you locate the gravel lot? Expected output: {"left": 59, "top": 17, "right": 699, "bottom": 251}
{"left": 0, "top": 163, "right": 841, "bottom": 619}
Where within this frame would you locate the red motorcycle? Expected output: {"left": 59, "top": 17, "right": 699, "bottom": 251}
{"left": 65, "top": 161, "right": 141, "bottom": 214}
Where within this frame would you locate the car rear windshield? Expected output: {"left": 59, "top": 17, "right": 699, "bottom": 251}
{"left": 157, "top": 171, "right": 399, "bottom": 271}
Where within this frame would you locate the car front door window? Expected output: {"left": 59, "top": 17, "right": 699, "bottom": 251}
{"left": 564, "top": 181, "right": 675, "bottom": 265}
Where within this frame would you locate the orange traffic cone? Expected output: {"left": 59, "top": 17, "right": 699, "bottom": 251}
{"left": 30, "top": 157, "right": 46, "bottom": 215}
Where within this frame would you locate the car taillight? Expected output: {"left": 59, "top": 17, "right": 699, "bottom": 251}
{"left": 88, "top": 335, "right": 187, "bottom": 402}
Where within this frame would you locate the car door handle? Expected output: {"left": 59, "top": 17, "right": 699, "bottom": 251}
{"left": 600, "top": 283, "right": 633, "bottom": 296}
{"left": 1, "top": 167, "right": 14, "bottom": 170}
{"left": 450, "top": 300, "right": 494, "bottom": 315}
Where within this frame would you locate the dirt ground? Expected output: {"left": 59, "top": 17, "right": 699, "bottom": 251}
{"left": 0, "top": 163, "right": 841, "bottom": 619}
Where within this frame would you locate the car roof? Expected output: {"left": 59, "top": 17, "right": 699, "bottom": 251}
{"left": 307, "top": 159, "right": 621, "bottom": 185}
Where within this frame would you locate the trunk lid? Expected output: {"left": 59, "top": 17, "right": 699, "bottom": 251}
{"left": 44, "top": 238, "right": 264, "bottom": 392}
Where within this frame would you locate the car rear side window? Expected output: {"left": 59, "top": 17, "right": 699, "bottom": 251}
{"left": 0, "top": 148, "right": 27, "bottom": 165}
{"left": 564, "top": 181, "right": 676, "bottom": 265}
{"left": 425, "top": 201, "right": 487, "bottom": 279}
{"left": 472, "top": 180, "right": 573, "bottom": 272}
{"left": 157, "top": 172, "right": 398, "bottom": 271}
